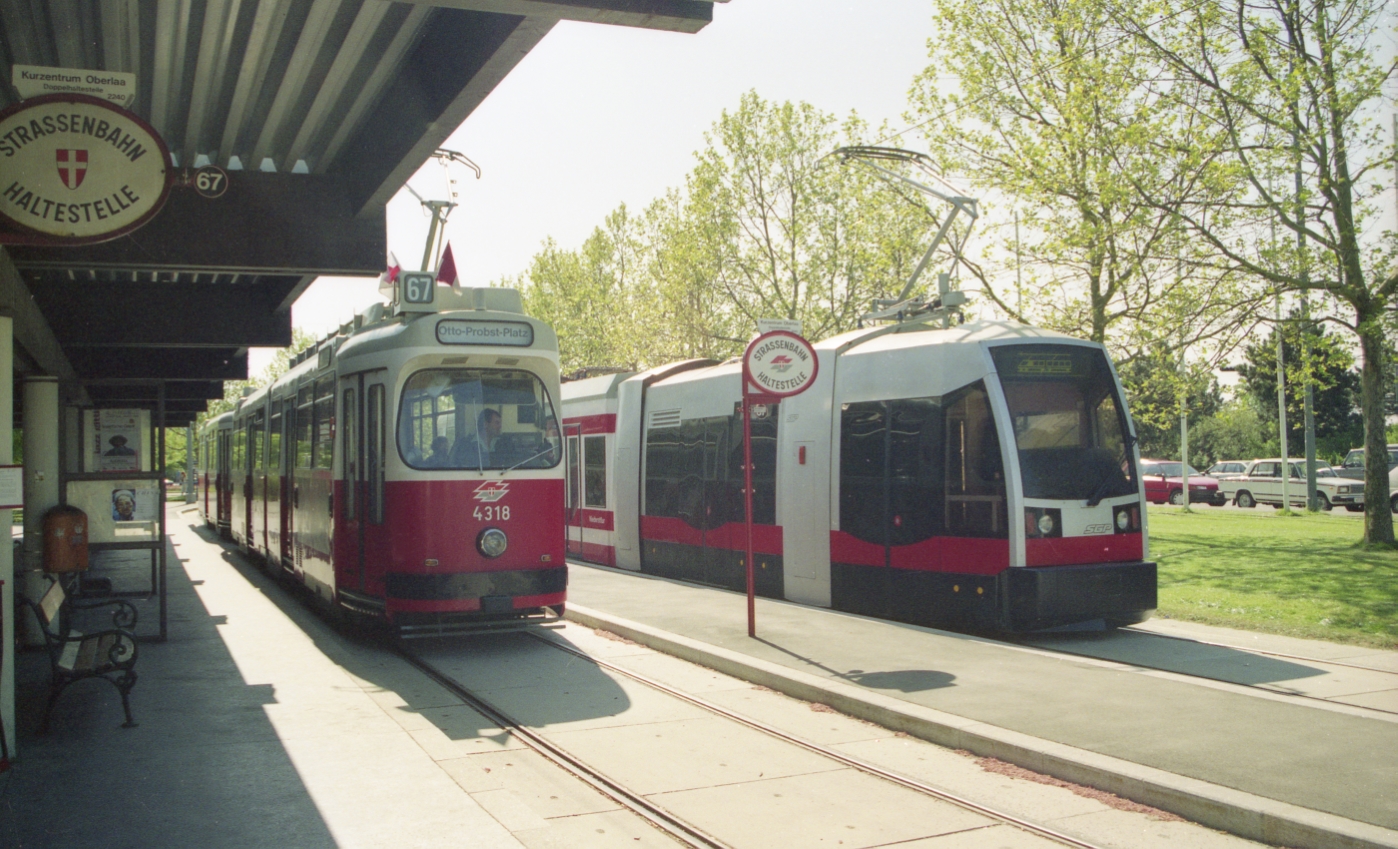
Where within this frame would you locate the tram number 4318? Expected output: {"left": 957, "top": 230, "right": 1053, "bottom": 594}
{"left": 473, "top": 505, "right": 510, "bottom": 521}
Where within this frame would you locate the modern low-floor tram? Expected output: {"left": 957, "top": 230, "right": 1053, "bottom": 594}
{"left": 561, "top": 319, "right": 1154, "bottom": 633}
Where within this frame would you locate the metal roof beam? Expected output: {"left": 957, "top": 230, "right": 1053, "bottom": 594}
{"left": 0, "top": 250, "right": 78, "bottom": 382}
{"left": 409, "top": 0, "right": 713, "bottom": 33}
{"left": 66, "top": 348, "right": 248, "bottom": 381}
{"left": 285, "top": 0, "right": 393, "bottom": 169}
{"left": 9, "top": 173, "right": 385, "bottom": 276}
{"left": 33, "top": 280, "right": 292, "bottom": 348}
{"left": 338, "top": 9, "right": 557, "bottom": 216}
{"left": 250, "top": 0, "right": 348, "bottom": 168}
{"left": 181, "top": 0, "right": 242, "bottom": 164}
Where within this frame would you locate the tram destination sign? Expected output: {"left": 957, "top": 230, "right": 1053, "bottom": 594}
{"left": 0, "top": 93, "right": 171, "bottom": 243}
{"left": 743, "top": 330, "right": 819, "bottom": 398}
{"left": 436, "top": 319, "right": 534, "bottom": 347}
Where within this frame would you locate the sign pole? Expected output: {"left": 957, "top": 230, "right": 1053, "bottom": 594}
{"left": 742, "top": 389, "right": 756, "bottom": 637}
{"left": 740, "top": 329, "right": 820, "bottom": 640}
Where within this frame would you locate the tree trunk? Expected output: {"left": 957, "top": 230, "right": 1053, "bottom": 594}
{"left": 1357, "top": 314, "right": 1394, "bottom": 543}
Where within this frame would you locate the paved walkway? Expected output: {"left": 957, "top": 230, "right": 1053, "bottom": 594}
{"left": 565, "top": 562, "right": 1398, "bottom": 848}
{"left": 3, "top": 507, "right": 1392, "bottom": 849}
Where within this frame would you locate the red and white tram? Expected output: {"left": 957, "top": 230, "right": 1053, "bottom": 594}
{"left": 561, "top": 320, "right": 1154, "bottom": 633}
{"left": 197, "top": 283, "right": 566, "bottom": 634}
{"left": 195, "top": 412, "right": 234, "bottom": 538}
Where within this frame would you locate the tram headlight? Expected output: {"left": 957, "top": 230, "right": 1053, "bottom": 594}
{"left": 1036, "top": 512, "right": 1055, "bottom": 536}
{"left": 1116, "top": 510, "right": 1131, "bottom": 531}
{"left": 477, "top": 527, "right": 508, "bottom": 558}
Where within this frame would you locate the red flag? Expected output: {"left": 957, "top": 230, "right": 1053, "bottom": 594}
{"left": 436, "top": 243, "right": 458, "bottom": 288}
{"left": 377, "top": 252, "right": 401, "bottom": 296}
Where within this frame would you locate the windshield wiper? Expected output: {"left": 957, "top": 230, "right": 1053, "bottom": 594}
{"left": 500, "top": 447, "right": 555, "bottom": 475}
{"left": 1085, "top": 472, "right": 1118, "bottom": 508}
{"left": 1087, "top": 434, "right": 1139, "bottom": 508}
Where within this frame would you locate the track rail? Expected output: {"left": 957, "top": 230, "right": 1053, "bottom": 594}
{"left": 396, "top": 644, "right": 729, "bottom": 849}
{"left": 402, "top": 629, "right": 1113, "bottom": 849}
{"left": 526, "top": 631, "right": 1110, "bottom": 849}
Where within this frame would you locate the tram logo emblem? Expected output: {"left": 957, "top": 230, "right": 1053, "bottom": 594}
{"left": 56, "top": 149, "right": 88, "bottom": 189}
{"left": 473, "top": 481, "right": 510, "bottom": 502}
{"left": 769, "top": 354, "right": 795, "bottom": 374}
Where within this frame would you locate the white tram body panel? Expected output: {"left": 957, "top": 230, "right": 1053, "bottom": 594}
{"left": 562, "top": 319, "right": 1153, "bottom": 632}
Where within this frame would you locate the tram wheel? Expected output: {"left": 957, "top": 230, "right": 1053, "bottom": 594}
{"left": 1235, "top": 491, "right": 1255, "bottom": 508}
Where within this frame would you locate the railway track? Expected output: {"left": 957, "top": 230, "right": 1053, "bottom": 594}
{"left": 398, "top": 628, "right": 1117, "bottom": 849}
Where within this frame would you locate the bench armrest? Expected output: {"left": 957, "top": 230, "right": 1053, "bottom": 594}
{"left": 70, "top": 597, "right": 139, "bottom": 631}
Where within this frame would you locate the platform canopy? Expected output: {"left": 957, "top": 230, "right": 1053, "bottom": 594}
{"left": 0, "top": 0, "right": 716, "bottom": 426}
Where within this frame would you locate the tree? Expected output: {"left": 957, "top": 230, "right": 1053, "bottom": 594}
{"left": 202, "top": 328, "right": 319, "bottom": 420}
{"left": 1118, "top": 352, "right": 1223, "bottom": 461}
{"left": 684, "top": 93, "right": 939, "bottom": 345}
{"left": 1238, "top": 319, "right": 1362, "bottom": 460}
{"left": 907, "top": 0, "right": 1259, "bottom": 356}
{"left": 517, "top": 94, "right": 942, "bottom": 368}
{"left": 1125, "top": 0, "right": 1398, "bottom": 541}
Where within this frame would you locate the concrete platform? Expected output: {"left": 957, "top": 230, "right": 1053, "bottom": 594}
{"left": 1, "top": 506, "right": 1388, "bottom": 849}
{"left": 563, "top": 562, "right": 1398, "bottom": 849}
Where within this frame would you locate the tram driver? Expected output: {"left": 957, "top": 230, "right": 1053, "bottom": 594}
{"left": 453, "top": 408, "right": 502, "bottom": 468}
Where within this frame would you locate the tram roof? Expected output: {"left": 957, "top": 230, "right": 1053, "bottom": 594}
{"left": 0, "top": 1, "right": 719, "bottom": 427}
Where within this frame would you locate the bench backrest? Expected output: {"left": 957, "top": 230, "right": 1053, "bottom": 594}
{"left": 38, "top": 579, "right": 65, "bottom": 629}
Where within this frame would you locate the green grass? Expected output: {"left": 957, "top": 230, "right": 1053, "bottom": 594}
{"left": 1148, "top": 506, "right": 1398, "bottom": 648}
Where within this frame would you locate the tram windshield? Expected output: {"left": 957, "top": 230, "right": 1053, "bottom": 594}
{"left": 991, "top": 345, "right": 1136, "bottom": 502}
{"left": 398, "top": 368, "right": 560, "bottom": 471}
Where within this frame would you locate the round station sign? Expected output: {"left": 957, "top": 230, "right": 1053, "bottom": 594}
{"left": 0, "top": 93, "right": 172, "bottom": 242}
{"left": 743, "top": 330, "right": 819, "bottom": 398}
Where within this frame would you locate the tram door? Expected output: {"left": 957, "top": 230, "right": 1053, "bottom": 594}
{"left": 338, "top": 373, "right": 389, "bottom": 594}
{"left": 565, "top": 424, "right": 583, "bottom": 558}
{"left": 250, "top": 410, "right": 266, "bottom": 554}
{"left": 278, "top": 399, "right": 294, "bottom": 568}
{"left": 338, "top": 376, "right": 364, "bottom": 591}
{"left": 216, "top": 428, "right": 232, "bottom": 533}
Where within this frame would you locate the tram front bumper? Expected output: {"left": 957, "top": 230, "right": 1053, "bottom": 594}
{"left": 1005, "top": 560, "right": 1157, "bottom": 632}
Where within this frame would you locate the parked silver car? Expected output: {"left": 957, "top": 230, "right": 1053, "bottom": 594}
{"left": 1219, "top": 459, "right": 1364, "bottom": 511}
{"left": 1204, "top": 460, "right": 1247, "bottom": 479}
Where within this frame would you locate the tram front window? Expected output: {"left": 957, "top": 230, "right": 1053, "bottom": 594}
{"left": 991, "top": 345, "right": 1136, "bottom": 502}
{"left": 398, "top": 369, "right": 560, "bottom": 471}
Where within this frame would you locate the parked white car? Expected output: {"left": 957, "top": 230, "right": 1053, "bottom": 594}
{"left": 1219, "top": 459, "right": 1365, "bottom": 512}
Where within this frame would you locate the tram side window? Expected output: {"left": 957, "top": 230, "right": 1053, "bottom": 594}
{"left": 268, "top": 410, "right": 282, "bottom": 474}
{"left": 838, "top": 385, "right": 1005, "bottom": 545}
{"left": 367, "top": 384, "right": 385, "bottom": 524}
{"left": 343, "top": 388, "right": 357, "bottom": 521}
{"left": 295, "top": 387, "right": 313, "bottom": 469}
{"left": 566, "top": 435, "right": 581, "bottom": 510}
{"left": 313, "top": 376, "right": 335, "bottom": 469}
{"left": 644, "top": 414, "right": 777, "bottom": 529}
{"left": 944, "top": 383, "right": 1007, "bottom": 537}
{"left": 839, "top": 402, "right": 887, "bottom": 545}
{"left": 888, "top": 398, "right": 943, "bottom": 546}
{"left": 232, "top": 424, "right": 246, "bottom": 475}
{"left": 584, "top": 435, "right": 607, "bottom": 508}
{"left": 251, "top": 414, "right": 265, "bottom": 471}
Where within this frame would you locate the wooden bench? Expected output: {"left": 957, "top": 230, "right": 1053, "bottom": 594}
{"left": 18, "top": 578, "right": 139, "bottom": 731}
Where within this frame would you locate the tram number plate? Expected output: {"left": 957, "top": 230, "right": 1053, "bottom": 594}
{"left": 474, "top": 505, "right": 510, "bottom": 521}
